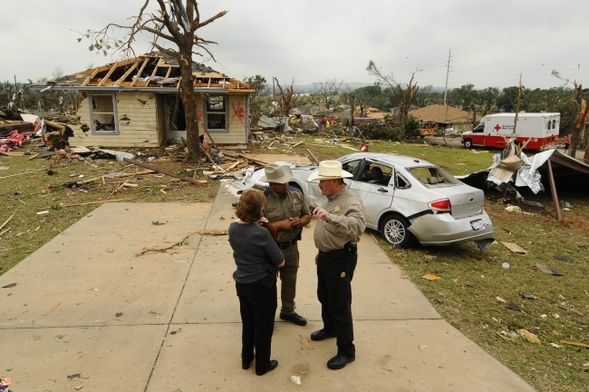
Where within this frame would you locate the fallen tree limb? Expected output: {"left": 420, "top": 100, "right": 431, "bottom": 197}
{"left": 123, "top": 158, "right": 201, "bottom": 185}
{"left": 135, "top": 229, "right": 228, "bottom": 256}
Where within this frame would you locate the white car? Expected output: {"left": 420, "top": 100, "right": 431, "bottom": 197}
{"left": 227, "top": 152, "right": 495, "bottom": 252}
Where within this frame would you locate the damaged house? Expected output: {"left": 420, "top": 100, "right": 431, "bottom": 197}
{"left": 32, "top": 53, "right": 255, "bottom": 148}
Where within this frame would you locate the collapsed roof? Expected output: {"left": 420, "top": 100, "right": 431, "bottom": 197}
{"left": 33, "top": 52, "right": 255, "bottom": 94}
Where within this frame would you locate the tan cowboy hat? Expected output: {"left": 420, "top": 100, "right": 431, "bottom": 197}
{"left": 260, "top": 164, "right": 293, "bottom": 184}
{"left": 307, "top": 160, "right": 353, "bottom": 182}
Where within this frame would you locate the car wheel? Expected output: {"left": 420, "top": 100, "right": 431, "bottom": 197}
{"left": 463, "top": 139, "right": 473, "bottom": 148}
{"left": 380, "top": 214, "right": 415, "bottom": 248}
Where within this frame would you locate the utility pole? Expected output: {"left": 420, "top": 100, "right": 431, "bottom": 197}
{"left": 443, "top": 49, "right": 452, "bottom": 122}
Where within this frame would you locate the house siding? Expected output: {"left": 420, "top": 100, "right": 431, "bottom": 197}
{"left": 70, "top": 91, "right": 249, "bottom": 148}
{"left": 74, "top": 92, "right": 159, "bottom": 148}
{"left": 204, "top": 94, "right": 249, "bottom": 145}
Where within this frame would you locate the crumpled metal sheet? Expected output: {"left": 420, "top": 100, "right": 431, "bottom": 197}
{"left": 487, "top": 149, "right": 556, "bottom": 194}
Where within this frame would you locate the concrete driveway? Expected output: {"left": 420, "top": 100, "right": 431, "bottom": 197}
{"left": 0, "top": 186, "right": 536, "bottom": 391}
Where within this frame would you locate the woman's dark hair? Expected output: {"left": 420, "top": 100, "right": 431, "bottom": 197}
{"left": 235, "top": 189, "right": 265, "bottom": 223}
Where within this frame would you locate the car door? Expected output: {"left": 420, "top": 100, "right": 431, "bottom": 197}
{"left": 346, "top": 160, "right": 394, "bottom": 228}
{"left": 470, "top": 123, "right": 486, "bottom": 146}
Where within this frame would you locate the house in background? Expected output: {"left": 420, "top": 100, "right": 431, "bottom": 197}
{"left": 32, "top": 52, "right": 255, "bottom": 148}
{"left": 409, "top": 104, "right": 475, "bottom": 133}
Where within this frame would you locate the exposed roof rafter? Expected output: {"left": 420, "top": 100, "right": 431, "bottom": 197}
{"left": 37, "top": 52, "right": 254, "bottom": 93}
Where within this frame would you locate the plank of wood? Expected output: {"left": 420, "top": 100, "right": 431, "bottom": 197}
{"left": 0, "top": 212, "right": 16, "bottom": 232}
{"left": 560, "top": 340, "right": 589, "bottom": 348}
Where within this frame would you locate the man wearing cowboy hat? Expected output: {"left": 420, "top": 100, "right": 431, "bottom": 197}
{"left": 307, "top": 160, "right": 366, "bottom": 370}
{"left": 261, "top": 163, "right": 312, "bottom": 326}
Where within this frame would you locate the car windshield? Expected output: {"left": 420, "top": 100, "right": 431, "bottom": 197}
{"left": 407, "top": 166, "right": 461, "bottom": 188}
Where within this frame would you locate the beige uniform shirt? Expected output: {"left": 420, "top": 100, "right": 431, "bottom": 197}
{"left": 264, "top": 188, "right": 311, "bottom": 243}
{"left": 313, "top": 188, "right": 366, "bottom": 253}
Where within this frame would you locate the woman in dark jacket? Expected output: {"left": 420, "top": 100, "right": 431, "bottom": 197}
{"left": 229, "top": 189, "right": 285, "bottom": 376}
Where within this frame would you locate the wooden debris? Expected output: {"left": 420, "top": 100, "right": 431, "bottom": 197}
{"left": 0, "top": 212, "right": 15, "bottom": 232}
{"left": 59, "top": 198, "right": 131, "bottom": 207}
{"left": 306, "top": 148, "right": 319, "bottom": 165}
{"left": 123, "top": 158, "right": 202, "bottom": 185}
{"left": 422, "top": 274, "right": 441, "bottom": 281}
{"left": 221, "top": 151, "right": 268, "bottom": 167}
{"left": 559, "top": 340, "right": 589, "bottom": 349}
{"left": 299, "top": 335, "right": 313, "bottom": 350}
{"left": 495, "top": 331, "right": 515, "bottom": 345}
{"left": 109, "top": 180, "right": 129, "bottom": 199}
{"left": 500, "top": 241, "right": 528, "bottom": 254}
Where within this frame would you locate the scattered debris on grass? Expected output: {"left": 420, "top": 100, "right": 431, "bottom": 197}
{"left": 553, "top": 254, "right": 573, "bottom": 263}
{"left": 517, "top": 329, "right": 540, "bottom": 344}
{"left": 535, "top": 263, "right": 564, "bottom": 276}
{"left": 500, "top": 241, "right": 528, "bottom": 254}
{"left": 559, "top": 340, "right": 589, "bottom": 349}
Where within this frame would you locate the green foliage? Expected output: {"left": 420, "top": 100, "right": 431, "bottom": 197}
{"left": 243, "top": 75, "right": 267, "bottom": 94}
{"left": 354, "top": 85, "right": 390, "bottom": 112}
{"left": 243, "top": 75, "right": 268, "bottom": 125}
{"left": 360, "top": 123, "right": 402, "bottom": 141}
{"left": 403, "top": 117, "right": 421, "bottom": 140}
{"left": 447, "top": 83, "right": 479, "bottom": 110}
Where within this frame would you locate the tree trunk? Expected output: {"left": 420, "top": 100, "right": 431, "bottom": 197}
{"left": 178, "top": 56, "right": 200, "bottom": 160}
{"left": 584, "top": 134, "right": 589, "bottom": 165}
{"left": 570, "top": 99, "right": 588, "bottom": 159}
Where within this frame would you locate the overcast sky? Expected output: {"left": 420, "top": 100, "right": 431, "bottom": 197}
{"left": 2, "top": 0, "right": 588, "bottom": 91}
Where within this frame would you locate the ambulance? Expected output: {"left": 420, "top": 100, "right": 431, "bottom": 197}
{"left": 461, "top": 112, "right": 560, "bottom": 151}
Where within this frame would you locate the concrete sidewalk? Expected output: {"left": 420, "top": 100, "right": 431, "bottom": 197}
{"left": 0, "top": 187, "right": 536, "bottom": 391}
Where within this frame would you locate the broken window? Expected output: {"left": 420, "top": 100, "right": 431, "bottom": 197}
{"left": 89, "top": 93, "right": 118, "bottom": 135}
{"left": 205, "top": 95, "right": 227, "bottom": 132}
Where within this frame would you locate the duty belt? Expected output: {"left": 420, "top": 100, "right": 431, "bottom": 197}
{"left": 277, "top": 239, "right": 298, "bottom": 249}
{"left": 318, "top": 242, "right": 357, "bottom": 258}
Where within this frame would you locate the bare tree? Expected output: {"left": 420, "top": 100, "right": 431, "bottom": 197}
{"left": 273, "top": 78, "right": 300, "bottom": 128}
{"left": 367, "top": 60, "right": 419, "bottom": 122}
{"left": 551, "top": 70, "right": 589, "bottom": 159}
{"left": 340, "top": 87, "right": 358, "bottom": 128}
{"left": 313, "top": 78, "right": 344, "bottom": 110}
{"left": 80, "top": 0, "right": 227, "bottom": 160}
